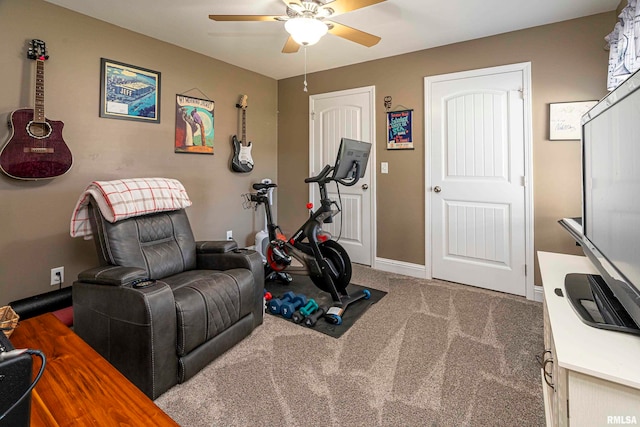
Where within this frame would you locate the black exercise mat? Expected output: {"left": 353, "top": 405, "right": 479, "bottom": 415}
{"left": 264, "top": 275, "right": 386, "bottom": 338}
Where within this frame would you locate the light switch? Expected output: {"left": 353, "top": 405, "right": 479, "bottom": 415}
{"left": 381, "top": 162, "right": 389, "bottom": 174}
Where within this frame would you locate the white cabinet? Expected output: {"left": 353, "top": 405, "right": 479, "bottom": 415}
{"left": 542, "top": 303, "right": 568, "bottom": 426}
{"left": 539, "top": 252, "right": 640, "bottom": 427}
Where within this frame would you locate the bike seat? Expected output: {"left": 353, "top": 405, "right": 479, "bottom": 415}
{"left": 253, "top": 182, "right": 277, "bottom": 190}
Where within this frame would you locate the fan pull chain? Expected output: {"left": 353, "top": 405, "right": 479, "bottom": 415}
{"left": 303, "top": 46, "right": 308, "bottom": 92}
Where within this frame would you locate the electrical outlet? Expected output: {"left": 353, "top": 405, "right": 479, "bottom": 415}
{"left": 226, "top": 230, "right": 233, "bottom": 241}
{"left": 50, "top": 266, "right": 64, "bottom": 286}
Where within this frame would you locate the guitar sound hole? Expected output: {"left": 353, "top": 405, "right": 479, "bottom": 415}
{"left": 27, "top": 121, "right": 52, "bottom": 139}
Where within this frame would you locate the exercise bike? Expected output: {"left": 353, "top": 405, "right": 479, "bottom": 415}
{"left": 247, "top": 138, "right": 372, "bottom": 323}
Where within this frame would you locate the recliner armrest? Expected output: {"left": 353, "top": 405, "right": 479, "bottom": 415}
{"left": 195, "top": 240, "right": 238, "bottom": 254}
{"left": 77, "top": 266, "right": 148, "bottom": 286}
{"left": 196, "top": 248, "right": 265, "bottom": 329}
{"left": 72, "top": 279, "right": 178, "bottom": 399}
{"left": 196, "top": 247, "right": 261, "bottom": 274}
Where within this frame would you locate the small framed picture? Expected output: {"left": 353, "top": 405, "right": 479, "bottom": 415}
{"left": 549, "top": 101, "right": 597, "bottom": 140}
{"left": 99, "top": 58, "right": 161, "bottom": 123}
{"left": 387, "top": 109, "right": 414, "bottom": 150}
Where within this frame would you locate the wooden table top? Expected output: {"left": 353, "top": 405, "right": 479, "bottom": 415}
{"left": 10, "top": 313, "right": 178, "bottom": 426}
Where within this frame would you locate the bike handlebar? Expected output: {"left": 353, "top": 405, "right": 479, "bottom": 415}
{"left": 304, "top": 164, "right": 333, "bottom": 184}
{"left": 304, "top": 161, "right": 364, "bottom": 187}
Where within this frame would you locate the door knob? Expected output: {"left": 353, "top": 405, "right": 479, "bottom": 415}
{"left": 434, "top": 186, "right": 441, "bottom": 193}
{"left": 362, "top": 184, "right": 369, "bottom": 190}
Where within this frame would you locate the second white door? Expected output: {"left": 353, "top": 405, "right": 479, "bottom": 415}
{"left": 426, "top": 64, "right": 531, "bottom": 296}
{"left": 309, "top": 86, "right": 375, "bottom": 266}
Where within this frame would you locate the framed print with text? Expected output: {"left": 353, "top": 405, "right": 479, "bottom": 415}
{"left": 175, "top": 95, "right": 215, "bottom": 154}
{"left": 387, "top": 109, "right": 413, "bottom": 149}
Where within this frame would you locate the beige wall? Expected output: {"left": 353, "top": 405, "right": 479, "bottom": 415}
{"left": 277, "top": 12, "right": 616, "bottom": 285}
{"left": 0, "top": 0, "right": 278, "bottom": 305}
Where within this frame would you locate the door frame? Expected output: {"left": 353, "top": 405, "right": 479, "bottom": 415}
{"left": 309, "top": 85, "right": 377, "bottom": 268}
{"left": 424, "top": 62, "right": 535, "bottom": 300}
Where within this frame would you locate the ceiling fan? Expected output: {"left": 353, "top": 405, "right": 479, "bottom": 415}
{"left": 209, "top": 0, "right": 386, "bottom": 53}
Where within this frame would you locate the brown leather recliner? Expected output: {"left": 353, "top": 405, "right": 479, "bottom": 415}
{"left": 72, "top": 200, "right": 264, "bottom": 399}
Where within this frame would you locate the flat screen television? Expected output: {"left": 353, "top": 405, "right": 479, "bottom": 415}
{"left": 565, "top": 69, "right": 640, "bottom": 335}
{"left": 332, "top": 138, "right": 371, "bottom": 181}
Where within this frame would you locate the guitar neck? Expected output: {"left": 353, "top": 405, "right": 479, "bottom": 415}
{"left": 34, "top": 59, "right": 46, "bottom": 123}
{"left": 241, "top": 109, "right": 247, "bottom": 146}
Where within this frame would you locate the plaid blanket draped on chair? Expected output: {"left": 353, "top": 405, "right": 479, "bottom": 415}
{"left": 70, "top": 177, "right": 192, "bottom": 239}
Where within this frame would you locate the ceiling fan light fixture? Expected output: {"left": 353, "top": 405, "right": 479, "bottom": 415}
{"left": 285, "top": 17, "right": 328, "bottom": 46}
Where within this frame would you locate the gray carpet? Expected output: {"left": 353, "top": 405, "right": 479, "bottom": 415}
{"left": 155, "top": 265, "right": 545, "bottom": 426}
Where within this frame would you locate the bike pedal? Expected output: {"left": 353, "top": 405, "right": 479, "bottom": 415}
{"left": 271, "top": 247, "right": 292, "bottom": 265}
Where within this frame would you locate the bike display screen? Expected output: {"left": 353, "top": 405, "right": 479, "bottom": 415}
{"left": 332, "top": 138, "right": 371, "bottom": 180}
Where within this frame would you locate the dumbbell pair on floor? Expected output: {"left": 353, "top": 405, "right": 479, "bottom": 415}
{"left": 267, "top": 291, "right": 329, "bottom": 327}
{"left": 291, "top": 299, "right": 318, "bottom": 323}
{"left": 268, "top": 291, "right": 308, "bottom": 319}
{"left": 286, "top": 297, "right": 328, "bottom": 327}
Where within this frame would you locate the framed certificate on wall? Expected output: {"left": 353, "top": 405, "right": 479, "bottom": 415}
{"left": 549, "top": 101, "right": 596, "bottom": 140}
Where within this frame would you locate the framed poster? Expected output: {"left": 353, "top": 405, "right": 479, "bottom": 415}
{"left": 387, "top": 109, "right": 413, "bottom": 149}
{"left": 175, "top": 95, "right": 215, "bottom": 154}
{"left": 549, "top": 101, "right": 597, "bottom": 140}
{"left": 99, "top": 58, "right": 161, "bottom": 123}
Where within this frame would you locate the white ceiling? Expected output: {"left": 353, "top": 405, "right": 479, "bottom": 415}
{"left": 44, "top": 0, "right": 618, "bottom": 80}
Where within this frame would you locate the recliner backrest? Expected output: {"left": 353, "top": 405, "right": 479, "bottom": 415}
{"left": 88, "top": 201, "right": 197, "bottom": 278}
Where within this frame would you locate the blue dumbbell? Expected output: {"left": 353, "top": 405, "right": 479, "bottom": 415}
{"left": 280, "top": 293, "right": 308, "bottom": 319}
{"left": 268, "top": 291, "right": 297, "bottom": 315}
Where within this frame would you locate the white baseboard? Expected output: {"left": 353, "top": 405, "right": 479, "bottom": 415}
{"left": 534, "top": 285, "right": 544, "bottom": 303}
{"left": 374, "top": 258, "right": 544, "bottom": 302}
{"left": 374, "top": 257, "right": 428, "bottom": 279}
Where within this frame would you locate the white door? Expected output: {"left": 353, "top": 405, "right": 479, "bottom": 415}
{"left": 309, "top": 86, "right": 375, "bottom": 266}
{"left": 425, "top": 64, "right": 533, "bottom": 296}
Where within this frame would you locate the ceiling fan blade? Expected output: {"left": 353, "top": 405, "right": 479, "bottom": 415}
{"left": 282, "top": 36, "right": 301, "bottom": 53}
{"left": 209, "top": 15, "right": 282, "bottom": 22}
{"left": 323, "top": 0, "right": 386, "bottom": 16}
{"left": 326, "top": 21, "right": 381, "bottom": 47}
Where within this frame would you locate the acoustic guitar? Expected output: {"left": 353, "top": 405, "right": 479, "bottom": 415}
{"left": 231, "top": 95, "right": 254, "bottom": 173}
{"left": 0, "top": 39, "right": 72, "bottom": 180}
